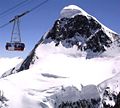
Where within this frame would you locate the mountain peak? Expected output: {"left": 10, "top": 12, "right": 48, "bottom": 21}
{"left": 45, "top": 5, "right": 120, "bottom": 58}
{"left": 60, "top": 5, "right": 88, "bottom": 18}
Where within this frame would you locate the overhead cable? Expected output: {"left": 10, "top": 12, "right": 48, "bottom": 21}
{"left": 0, "top": 0, "right": 30, "bottom": 17}
{"left": 0, "top": 0, "right": 49, "bottom": 28}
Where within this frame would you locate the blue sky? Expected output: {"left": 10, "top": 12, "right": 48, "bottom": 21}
{"left": 0, "top": 0, "right": 119, "bottom": 58}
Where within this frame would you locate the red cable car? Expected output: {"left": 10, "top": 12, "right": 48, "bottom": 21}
{"left": 6, "top": 16, "right": 25, "bottom": 51}
{"left": 6, "top": 42, "right": 25, "bottom": 51}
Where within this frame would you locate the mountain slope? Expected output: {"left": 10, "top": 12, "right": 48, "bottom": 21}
{"left": 0, "top": 5, "right": 120, "bottom": 108}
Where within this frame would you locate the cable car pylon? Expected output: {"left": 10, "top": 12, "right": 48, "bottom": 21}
{"left": 5, "top": 12, "right": 28, "bottom": 51}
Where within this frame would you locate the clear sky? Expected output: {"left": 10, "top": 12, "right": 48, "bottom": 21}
{"left": 0, "top": 0, "right": 119, "bottom": 58}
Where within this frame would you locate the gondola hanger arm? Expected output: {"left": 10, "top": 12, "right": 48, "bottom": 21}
{"left": 9, "top": 11, "right": 30, "bottom": 23}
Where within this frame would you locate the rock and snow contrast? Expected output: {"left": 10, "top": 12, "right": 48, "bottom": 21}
{"left": 0, "top": 5, "right": 120, "bottom": 108}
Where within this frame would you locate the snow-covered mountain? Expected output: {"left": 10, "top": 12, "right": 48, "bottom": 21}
{"left": 0, "top": 5, "right": 120, "bottom": 108}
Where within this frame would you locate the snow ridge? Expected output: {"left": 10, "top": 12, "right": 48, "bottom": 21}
{"left": 60, "top": 5, "right": 88, "bottom": 18}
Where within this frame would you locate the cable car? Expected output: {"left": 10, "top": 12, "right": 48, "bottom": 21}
{"left": 6, "top": 15, "right": 25, "bottom": 51}
{"left": 6, "top": 42, "right": 25, "bottom": 51}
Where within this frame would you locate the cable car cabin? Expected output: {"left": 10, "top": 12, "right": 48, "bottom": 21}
{"left": 6, "top": 42, "right": 25, "bottom": 51}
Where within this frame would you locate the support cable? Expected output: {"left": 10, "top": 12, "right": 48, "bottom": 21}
{"left": 0, "top": 0, "right": 30, "bottom": 17}
{"left": 0, "top": 0, "right": 49, "bottom": 28}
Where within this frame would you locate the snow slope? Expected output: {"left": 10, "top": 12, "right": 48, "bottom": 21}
{"left": 60, "top": 5, "right": 88, "bottom": 18}
{"left": 0, "top": 42, "right": 120, "bottom": 107}
{"left": 0, "top": 57, "right": 23, "bottom": 76}
{"left": 0, "top": 5, "right": 120, "bottom": 108}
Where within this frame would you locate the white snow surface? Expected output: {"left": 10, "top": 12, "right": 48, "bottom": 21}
{"left": 0, "top": 57, "right": 23, "bottom": 76}
{"left": 34, "top": 42, "right": 119, "bottom": 85}
{"left": 0, "top": 42, "right": 120, "bottom": 107}
{"left": 60, "top": 5, "right": 88, "bottom": 18}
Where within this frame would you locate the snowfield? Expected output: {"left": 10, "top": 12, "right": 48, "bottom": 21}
{"left": 0, "top": 42, "right": 120, "bottom": 107}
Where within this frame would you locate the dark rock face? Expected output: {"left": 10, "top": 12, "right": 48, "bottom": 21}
{"left": 102, "top": 87, "right": 117, "bottom": 108}
{"left": 46, "top": 15, "right": 115, "bottom": 53}
{"left": 57, "top": 91, "right": 120, "bottom": 108}
{"left": 102, "top": 91, "right": 120, "bottom": 108}
{"left": 101, "top": 87, "right": 120, "bottom": 108}
{"left": 58, "top": 98, "right": 100, "bottom": 108}
{"left": 0, "top": 90, "right": 8, "bottom": 107}
{"left": 113, "top": 92, "right": 120, "bottom": 108}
